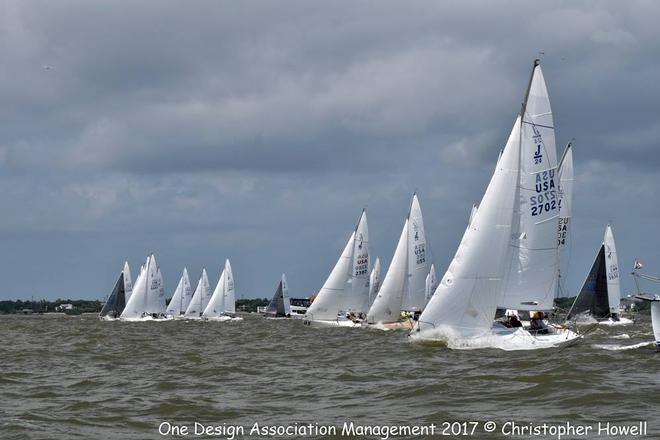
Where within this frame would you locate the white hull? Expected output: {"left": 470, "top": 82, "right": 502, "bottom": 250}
{"left": 303, "top": 318, "right": 365, "bottom": 328}
{"left": 411, "top": 324, "right": 581, "bottom": 351}
{"left": 598, "top": 317, "right": 634, "bottom": 326}
{"left": 204, "top": 315, "right": 243, "bottom": 322}
{"left": 120, "top": 316, "right": 172, "bottom": 322}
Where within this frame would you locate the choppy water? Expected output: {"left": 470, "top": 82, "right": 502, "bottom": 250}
{"left": 1, "top": 314, "right": 657, "bottom": 440}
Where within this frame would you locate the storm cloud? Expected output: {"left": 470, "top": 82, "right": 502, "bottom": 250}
{"left": 1, "top": 1, "right": 659, "bottom": 300}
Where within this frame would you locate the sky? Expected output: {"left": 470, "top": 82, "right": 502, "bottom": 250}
{"left": 1, "top": 1, "right": 659, "bottom": 301}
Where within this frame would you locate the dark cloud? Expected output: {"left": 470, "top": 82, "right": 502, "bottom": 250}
{"left": 1, "top": 1, "right": 659, "bottom": 300}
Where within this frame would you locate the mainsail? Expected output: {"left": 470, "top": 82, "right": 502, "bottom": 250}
{"left": 184, "top": 269, "right": 211, "bottom": 317}
{"left": 100, "top": 262, "right": 131, "bottom": 318}
{"left": 416, "top": 115, "right": 520, "bottom": 337}
{"left": 402, "top": 194, "right": 432, "bottom": 311}
{"left": 499, "top": 60, "right": 560, "bottom": 312}
{"left": 122, "top": 262, "right": 133, "bottom": 304}
{"left": 557, "top": 142, "right": 574, "bottom": 256}
{"left": 305, "top": 209, "right": 369, "bottom": 321}
{"left": 425, "top": 264, "right": 437, "bottom": 302}
{"left": 166, "top": 268, "right": 193, "bottom": 316}
{"left": 567, "top": 225, "right": 621, "bottom": 319}
{"left": 368, "top": 257, "right": 381, "bottom": 307}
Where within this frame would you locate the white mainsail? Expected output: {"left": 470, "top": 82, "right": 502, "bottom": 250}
{"left": 144, "top": 256, "right": 165, "bottom": 314}
{"left": 603, "top": 225, "right": 621, "bottom": 316}
{"left": 557, "top": 143, "right": 574, "bottom": 257}
{"left": 416, "top": 115, "right": 521, "bottom": 337}
{"left": 184, "top": 269, "right": 211, "bottom": 317}
{"left": 367, "top": 218, "right": 409, "bottom": 323}
{"left": 281, "top": 273, "right": 291, "bottom": 316}
{"left": 123, "top": 261, "right": 133, "bottom": 303}
{"left": 223, "top": 259, "right": 236, "bottom": 315}
{"left": 425, "top": 264, "right": 437, "bottom": 302}
{"left": 403, "top": 194, "right": 432, "bottom": 311}
{"left": 368, "top": 257, "right": 381, "bottom": 306}
{"left": 166, "top": 268, "right": 192, "bottom": 316}
{"left": 499, "top": 61, "right": 559, "bottom": 312}
{"left": 305, "top": 209, "right": 369, "bottom": 321}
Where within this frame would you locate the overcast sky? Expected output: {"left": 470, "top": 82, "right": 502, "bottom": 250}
{"left": 1, "top": 1, "right": 659, "bottom": 301}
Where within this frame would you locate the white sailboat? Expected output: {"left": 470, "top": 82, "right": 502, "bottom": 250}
{"left": 567, "top": 225, "right": 632, "bottom": 325}
{"left": 368, "top": 257, "right": 381, "bottom": 307}
{"left": 203, "top": 259, "right": 242, "bottom": 321}
{"left": 304, "top": 209, "right": 369, "bottom": 327}
{"left": 99, "top": 261, "right": 132, "bottom": 320}
{"left": 120, "top": 254, "right": 166, "bottom": 321}
{"left": 184, "top": 268, "right": 212, "bottom": 319}
{"left": 264, "top": 273, "right": 292, "bottom": 318}
{"left": 367, "top": 193, "right": 432, "bottom": 328}
{"left": 165, "top": 268, "right": 193, "bottom": 318}
{"left": 413, "top": 60, "right": 580, "bottom": 350}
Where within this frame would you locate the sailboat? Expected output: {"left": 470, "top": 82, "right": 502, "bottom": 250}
{"left": 304, "top": 209, "right": 369, "bottom": 327}
{"left": 367, "top": 193, "right": 432, "bottom": 328}
{"left": 368, "top": 257, "right": 381, "bottom": 308}
{"left": 567, "top": 225, "right": 632, "bottom": 325}
{"left": 99, "top": 261, "right": 132, "bottom": 320}
{"left": 183, "top": 268, "right": 212, "bottom": 319}
{"left": 165, "top": 268, "right": 193, "bottom": 318}
{"left": 203, "top": 259, "right": 242, "bottom": 321}
{"left": 413, "top": 60, "right": 580, "bottom": 350}
{"left": 264, "top": 273, "right": 291, "bottom": 318}
{"left": 635, "top": 294, "right": 660, "bottom": 347}
{"left": 120, "top": 254, "right": 166, "bottom": 321}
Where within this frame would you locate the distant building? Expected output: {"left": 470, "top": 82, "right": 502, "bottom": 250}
{"left": 55, "top": 304, "right": 74, "bottom": 312}
{"left": 256, "top": 306, "right": 268, "bottom": 314}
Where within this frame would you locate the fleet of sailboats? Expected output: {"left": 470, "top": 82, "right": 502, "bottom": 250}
{"left": 96, "top": 59, "right": 653, "bottom": 350}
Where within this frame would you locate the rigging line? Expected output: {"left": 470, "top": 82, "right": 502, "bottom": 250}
{"left": 521, "top": 120, "right": 555, "bottom": 130}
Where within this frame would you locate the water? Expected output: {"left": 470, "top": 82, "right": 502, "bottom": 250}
{"left": 1, "top": 315, "right": 657, "bottom": 439}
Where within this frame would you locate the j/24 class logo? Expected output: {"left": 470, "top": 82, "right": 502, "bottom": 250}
{"left": 532, "top": 125, "right": 544, "bottom": 164}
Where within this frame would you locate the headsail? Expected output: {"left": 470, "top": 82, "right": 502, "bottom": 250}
{"left": 367, "top": 218, "right": 409, "bottom": 323}
{"left": 100, "top": 264, "right": 128, "bottom": 318}
{"left": 567, "top": 225, "right": 621, "bottom": 319}
{"left": 567, "top": 245, "right": 609, "bottom": 319}
{"left": 166, "top": 268, "right": 192, "bottom": 316}
{"left": 120, "top": 256, "right": 149, "bottom": 319}
{"left": 185, "top": 269, "right": 211, "bottom": 317}
{"left": 265, "top": 273, "right": 290, "bottom": 317}
{"left": 499, "top": 60, "right": 559, "bottom": 311}
{"left": 416, "top": 116, "right": 520, "bottom": 337}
